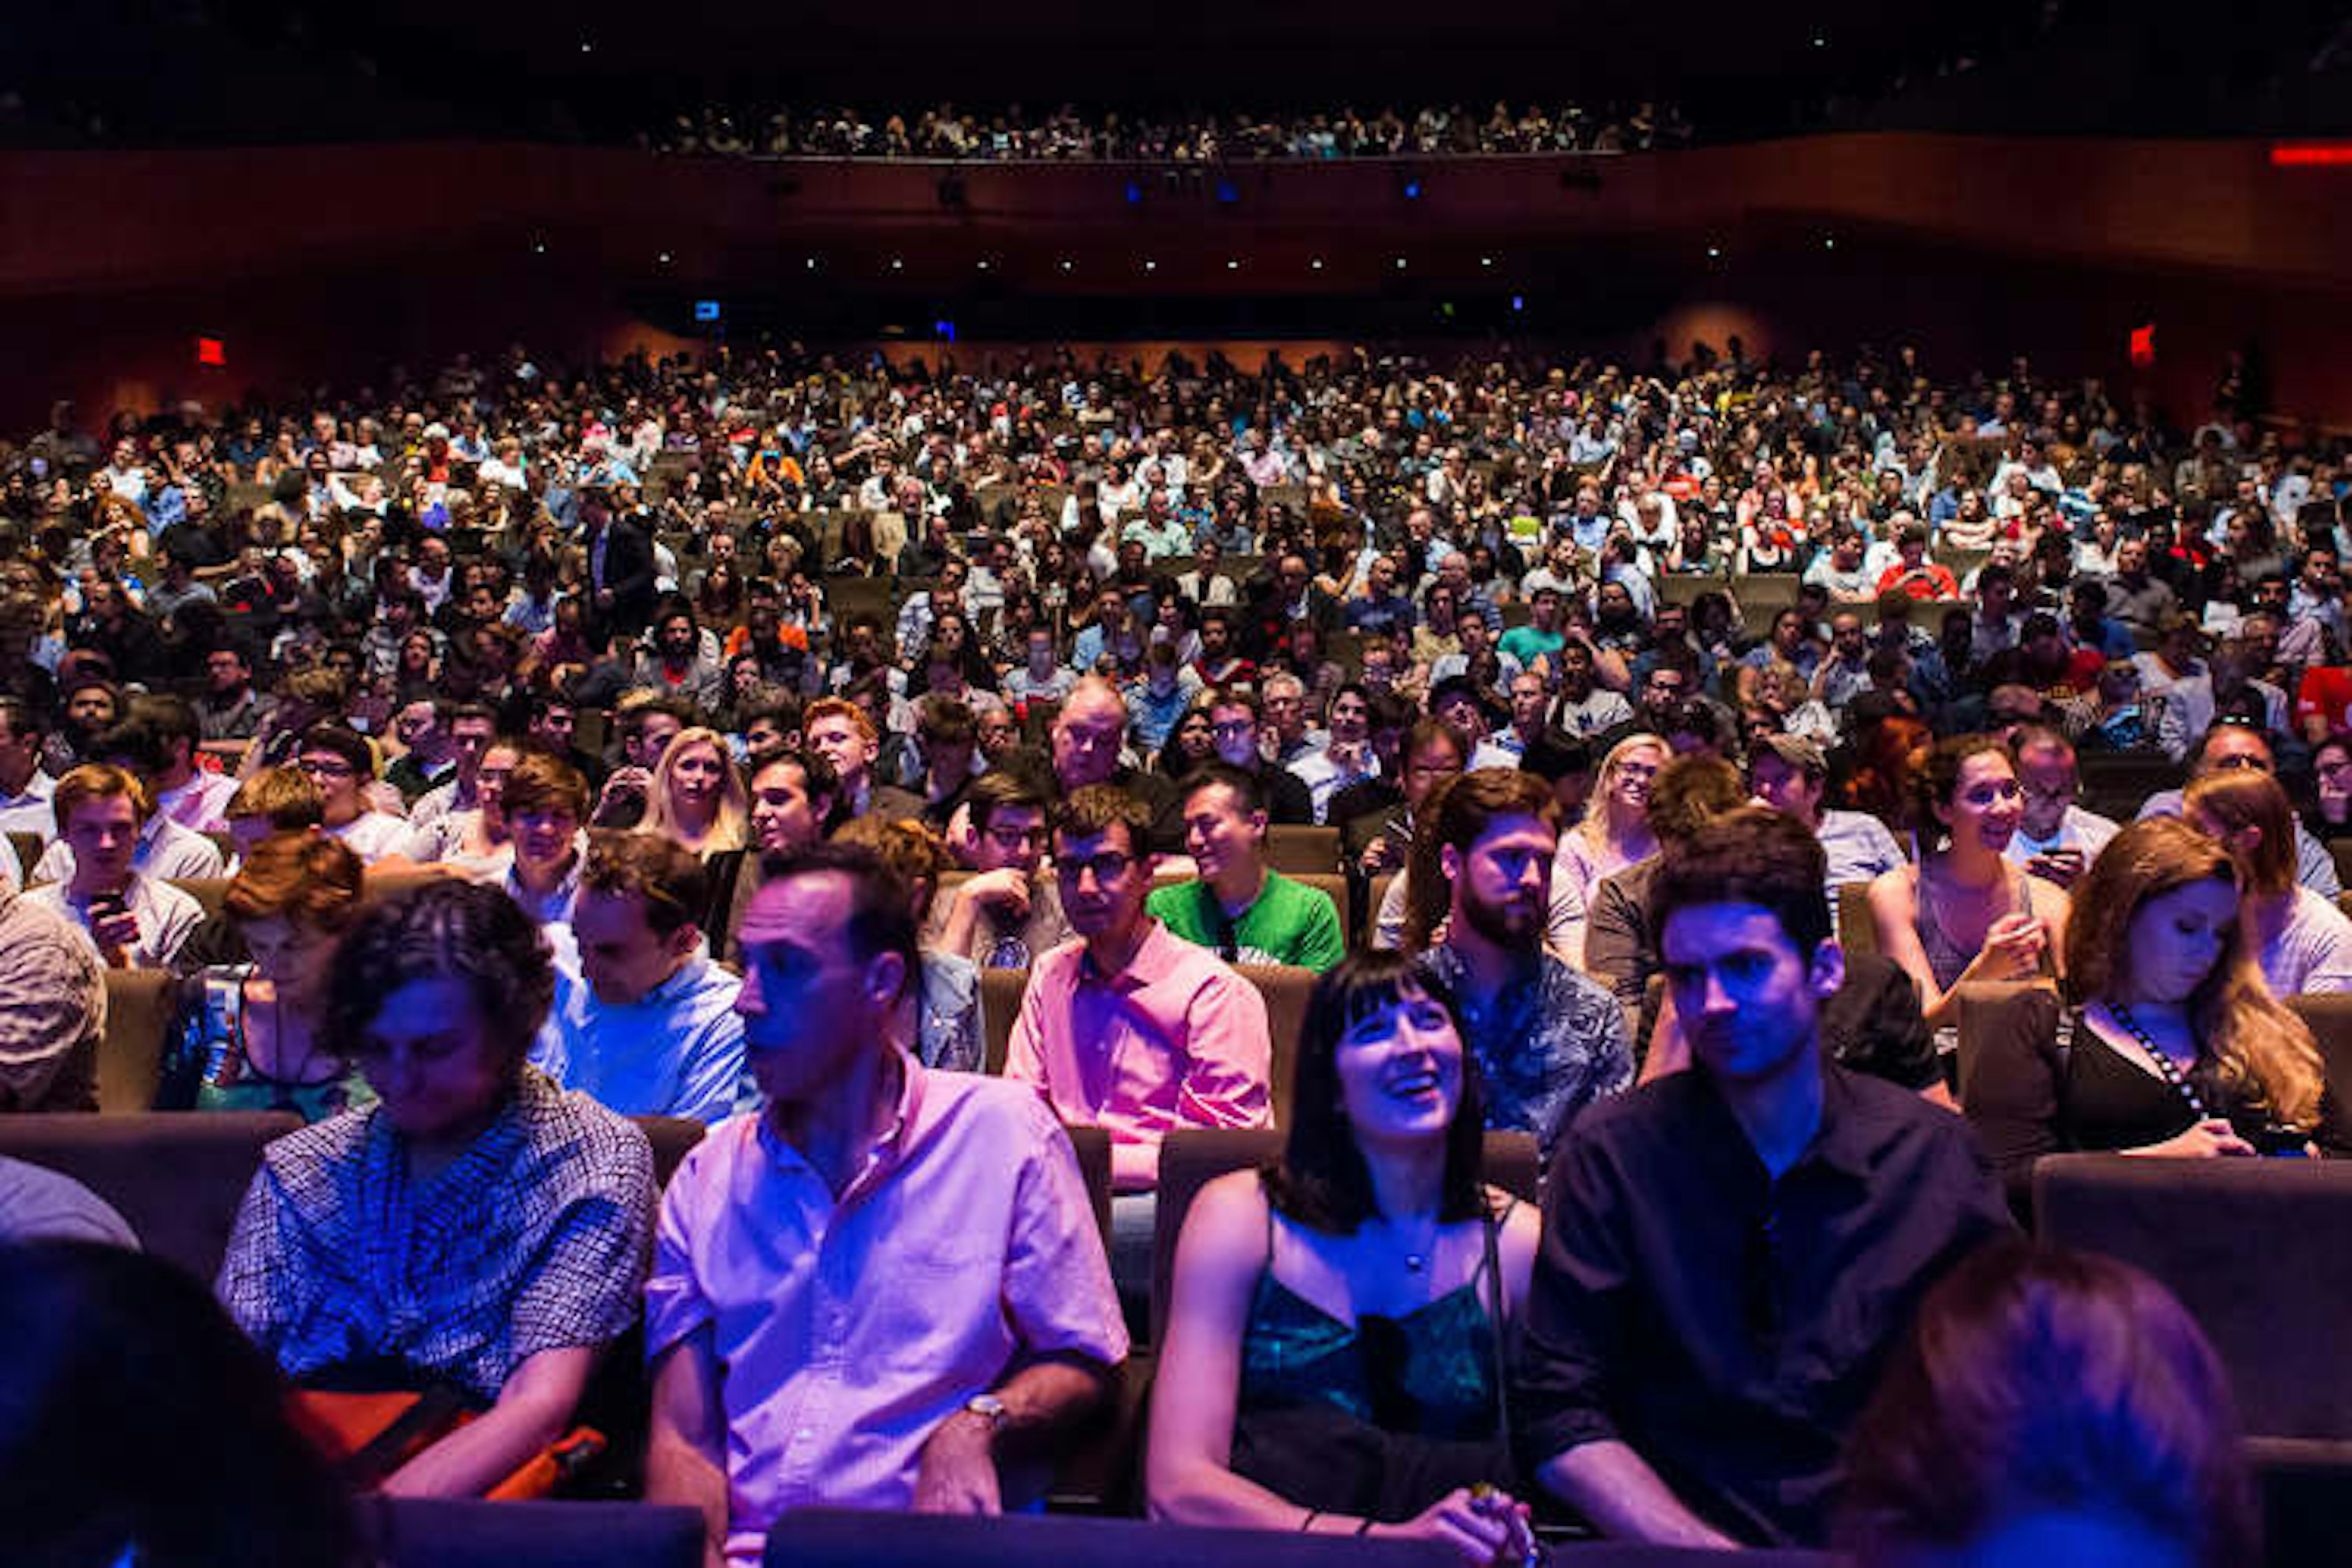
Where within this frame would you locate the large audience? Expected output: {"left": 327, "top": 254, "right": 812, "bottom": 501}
{"left": 655, "top": 100, "right": 1693, "bottom": 160}
{"left": 0, "top": 333, "right": 2346, "bottom": 1562}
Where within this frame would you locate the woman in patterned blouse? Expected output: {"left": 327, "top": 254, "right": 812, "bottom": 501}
{"left": 218, "top": 878, "right": 655, "bottom": 1498}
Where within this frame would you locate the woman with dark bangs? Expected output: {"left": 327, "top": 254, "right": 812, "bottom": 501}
{"left": 1148, "top": 952, "right": 1537, "bottom": 1563}
{"left": 1841, "top": 1240, "right": 2255, "bottom": 1568}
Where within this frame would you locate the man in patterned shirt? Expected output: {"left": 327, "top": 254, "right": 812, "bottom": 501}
{"left": 1415, "top": 769, "right": 1633, "bottom": 1164}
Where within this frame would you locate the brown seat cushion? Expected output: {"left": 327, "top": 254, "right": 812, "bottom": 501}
{"left": 0, "top": 1110, "right": 300, "bottom": 1282}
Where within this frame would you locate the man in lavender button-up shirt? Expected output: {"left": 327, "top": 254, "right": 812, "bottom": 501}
{"left": 644, "top": 846, "right": 1125, "bottom": 1565}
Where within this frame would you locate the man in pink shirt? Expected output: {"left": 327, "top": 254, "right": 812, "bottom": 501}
{"left": 644, "top": 845, "right": 1125, "bottom": 1565}
{"left": 1005, "top": 785, "right": 1272, "bottom": 1292}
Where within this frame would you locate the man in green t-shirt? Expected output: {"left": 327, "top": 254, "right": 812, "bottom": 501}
{"left": 1146, "top": 764, "right": 1344, "bottom": 973}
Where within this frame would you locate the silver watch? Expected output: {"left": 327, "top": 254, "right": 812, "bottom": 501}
{"left": 963, "top": 1393, "right": 1009, "bottom": 1430}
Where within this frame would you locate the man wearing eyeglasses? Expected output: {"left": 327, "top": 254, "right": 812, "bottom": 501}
{"left": 2000, "top": 726, "right": 2117, "bottom": 891}
{"left": 2136, "top": 722, "right": 2343, "bottom": 898}
{"left": 294, "top": 725, "right": 412, "bottom": 864}
{"left": 930, "top": 772, "right": 1072, "bottom": 969}
{"left": 1005, "top": 785, "right": 1270, "bottom": 1289}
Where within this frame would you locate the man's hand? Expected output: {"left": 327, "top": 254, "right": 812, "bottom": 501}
{"left": 910, "top": 1411, "right": 1000, "bottom": 1515}
{"left": 960, "top": 867, "right": 1031, "bottom": 919}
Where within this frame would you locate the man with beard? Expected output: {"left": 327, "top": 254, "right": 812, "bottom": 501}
{"left": 1415, "top": 769, "right": 1631, "bottom": 1164}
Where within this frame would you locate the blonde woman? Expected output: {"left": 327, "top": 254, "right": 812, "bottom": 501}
{"left": 639, "top": 726, "right": 747, "bottom": 856}
{"left": 1966, "top": 816, "right": 2346, "bottom": 1212}
{"left": 2184, "top": 770, "right": 2352, "bottom": 997}
{"left": 1554, "top": 733, "right": 1665, "bottom": 965}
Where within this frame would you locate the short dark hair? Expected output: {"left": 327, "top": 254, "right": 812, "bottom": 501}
{"left": 1517, "top": 727, "right": 1592, "bottom": 783}
{"left": 758, "top": 842, "right": 919, "bottom": 1005}
{"left": 1652, "top": 805, "right": 1833, "bottom": 955}
{"left": 1648, "top": 753, "right": 1747, "bottom": 846}
{"left": 91, "top": 715, "right": 170, "bottom": 778}
{"left": 963, "top": 768, "right": 1048, "bottom": 836}
{"left": 1054, "top": 782, "right": 1152, "bottom": 857}
{"left": 1179, "top": 761, "right": 1266, "bottom": 818}
{"left": 296, "top": 723, "right": 375, "bottom": 780}
{"left": 1264, "top": 952, "right": 1488, "bottom": 1232}
{"left": 580, "top": 829, "right": 708, "bottom": 938}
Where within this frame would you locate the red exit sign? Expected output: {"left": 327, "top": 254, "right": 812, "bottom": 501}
{"left": 2269, "top": 142, "right": 2352, "bottom": 168}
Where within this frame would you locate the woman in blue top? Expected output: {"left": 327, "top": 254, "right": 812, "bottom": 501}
{"left": 160, "top": 830, "right": 375, "bottom": 1121}
{"left": 1148, "top": 952, "right": 1539, "bottom": 1563}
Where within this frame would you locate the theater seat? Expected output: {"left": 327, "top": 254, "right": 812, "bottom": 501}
{"left": 1066, "top": 1123, "right": 1113, "bottom": 1245}
{"left": 1948, "top": 979, "right": 2045, "bottom": 1110}
{"left": 628, "top": 1116, "right": 707, "bottom": 1191}
{"left": 99, "top": 967, "right": 178, "bottom": 1112}
{"left": 358, "top": 1498, "right": 703, "bottom": 1568}
{"left": 0, "top": 1110, "right": 299, "bottom": 1281}
{"left": 1284, "top": 872, "right": 1352, "bottom": 946}
{"left": 1234, "top": 965, "right": 1314, "bottom": 1128}
{"left": 1265, "top": 824, "right": 1341, "bottom": 876}
{"left": 1836, "top": 881, "right": 1877, "bottom": 956}
{"left": 764, "top": 1507, "right": 1457, "bottom": 1567}
{"left": 981, "top": 966, "right": 1029, "bottom": 1075}
{"left": 168, "top": 877, "right": 230, "bottom": 922}
{"left": 2034, "top": 1154, "right": 2352, "bottom": 1440}
{"left": 1150, "top": 1128, "right": 1542, "bottom": 1348}
{"left": 7, "top": 829, "right": 43, "bottom": 881}
{"left": 2288, "top": 995, "right": 2352, "bottom": 1120}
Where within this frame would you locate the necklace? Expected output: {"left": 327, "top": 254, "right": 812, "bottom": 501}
{"left": 1385, "top": 1210, "right": 1443, "bottom": 1274}
{"left": 2102, "top": 1000, "right": 2209, "bottom": 1117}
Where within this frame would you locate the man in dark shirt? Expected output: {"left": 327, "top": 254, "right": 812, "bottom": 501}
{"left": 1521, "top": 807, "right": 2008, "bottom": 1548}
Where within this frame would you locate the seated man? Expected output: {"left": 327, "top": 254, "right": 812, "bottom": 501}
{"left": 32, "top": 720, "right": 227, "bottom": 886}
{"left": 1202, "top": 687, "right": 1313, "bottom": 825}
{"left": 1522, "top": 807, "right": 2009, "bottom": 1548}
{"left": 1006, "top": 785, "right": 1271, "bottom": 1276}
{"left": 1410, "top": 769, "right": 1632, "bottom": 1163}
{"left": 803, "top": 696, "right": 924, "bottom": 824}
{"left": 28, "top": 764, "right": 204, "bottom": 971}
{"left": 929, "top": 770, "right": 1071, "bottom": 970}
{"left": 535, "top": 831, "right": 744, "bottom": 1125}
{"left": 1286, "top": 683, "right": 1381, "bottom": 826}
{"left": 294, "top": 725, "right": 413, "bottom": 864}
{"left": 2138, "top": 722, "right": 2341, "bottom": 897}
{"left": 0, "top": 880, "right": 106, "bottom": 1112}
{"left": 1147, "top": 764, "right": 1344, "bottom": 972}
{"left": 501, "top": 752, "right": 592, "bottom": 928}
{"left": 2001, "top": 724, "right": 2119, "bottom": 891}
{"left": 1744, "top": 734, "right": 1906, "bottom": 895}
{"left": 645, "top": 846, "right": 1125, "bottom": 1564}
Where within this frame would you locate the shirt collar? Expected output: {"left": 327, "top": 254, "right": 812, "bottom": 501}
{"left": 756, "top": 1047, "right": 925, "bottom": 1192}
{"left": 1077, "top": 916, "right": 1171, "bottom": 990}
{"left": 1692, "top": 1058, "right": 1877, "bottom": 1183}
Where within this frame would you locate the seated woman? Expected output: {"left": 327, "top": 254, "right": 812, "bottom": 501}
{"left": 1554, "top": 733, "right": 1667, "bottom": 965}
{"left": 2303, "top": 732, "right": 2352, "bottom": 844}
{"left": 2184, "top": 770, "right": 2352, "bottom": 996}
{"left": 160, "top": 831, "right": 374, "bottom": 1121}
{"left": 1148, "top": 952, "right": 1539, "bottom": 1564}
{"left": 639, "top": 725, "right": 748, "bottom": 857}
{"left": 1869, "top": 733, "right": 2068, "bottom": 1036}
{"left": 1967, "top": 817, "right": 2348, "bottom": 1210}
{"left": 1841, "top": 1240, "right": 2253, "bottom": 1567}
{"left": 217, "top": 879, "right": 655, "bottom": 1498}
{"left": 826, "top": 814, "right": 983, "bottom": 1073}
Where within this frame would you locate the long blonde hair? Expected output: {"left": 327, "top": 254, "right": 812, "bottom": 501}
{"left": 2064, "top": 817, "right": 2324, "bottom": 1134}
{"left": 1577, "top": 732, "right": 1667, "bottom": 856}
{"left": 641, "top": 726, "right": 748, "bottom": 854}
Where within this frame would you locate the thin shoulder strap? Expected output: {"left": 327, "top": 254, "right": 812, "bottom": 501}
{"left": 1482, "top": 1197, "right": 1517, "bottom": 1472}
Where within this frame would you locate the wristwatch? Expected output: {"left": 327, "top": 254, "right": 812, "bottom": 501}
{"left": 963, "top": 1393, "right": 1008, "bottom": 1432}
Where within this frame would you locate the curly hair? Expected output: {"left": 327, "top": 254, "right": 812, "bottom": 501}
{"left": 1911, "top": 732, "right": 2012, "bottom": 856}
{"left": 323, "top": 880, "right": 556, "bottom": 1071}
{"left": 2064, "top": 816, "right": 2323, "bottom": 1136}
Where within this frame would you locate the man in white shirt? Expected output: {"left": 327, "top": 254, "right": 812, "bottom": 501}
{"left": 294, "top": 725, "right": 412, "bottom": 864}
{"left": 26, "top": 764, "right": 203, "bottom": 970}
{"left": 537, "top": 831, "right": 745, "bottom": 1126}
{"left": 0, "top": 696, "right": 58, "bottom": 849}
{"left": 2003, "top": 726, "right": 2118, "bottom": 891}
{"left": 33, "top": 712, "right": 227, "bottom": 885}
{"left": 1286, "top": 684, "right": 1382, "bottom": 824}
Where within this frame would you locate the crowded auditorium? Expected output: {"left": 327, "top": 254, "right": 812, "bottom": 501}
{"left": 3, "top": 2, "right": 2351, "bottom": 1565}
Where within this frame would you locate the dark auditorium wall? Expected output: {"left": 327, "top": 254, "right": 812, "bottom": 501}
{"left": 6, "top": 134, "right": 2350, "bottom": 432}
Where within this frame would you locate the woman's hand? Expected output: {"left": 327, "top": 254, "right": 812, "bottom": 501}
{"left": 2139, "top": 1118, "right": 2257, "bottom": 1159}
{"left": 1374, "top": 1486, "right": 1535, "bottom": 1566}
{"left": 1967, "top": 911, "right": 2046, "bottom": 981}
